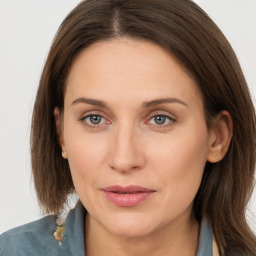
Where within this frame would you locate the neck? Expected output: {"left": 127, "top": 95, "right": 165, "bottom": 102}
{"left": 84, "top": 211, "right": 200, "bottom": 256}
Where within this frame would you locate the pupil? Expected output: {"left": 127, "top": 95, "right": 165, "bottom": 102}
{"left": 90, "top": 115, "right": 101, "bottom": 124}
{"left": 154, "top": 116, "right": 166, "bottom": 125}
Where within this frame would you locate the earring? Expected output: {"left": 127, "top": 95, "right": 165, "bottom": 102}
{"left": 62, "top": 151, "right": 67, "bottom": 159}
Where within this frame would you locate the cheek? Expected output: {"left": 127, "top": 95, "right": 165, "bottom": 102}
{"left": 148, "top": 124, "right": 209, "bottom": 206}
{"left": 63, "top": 124, "right": 108, "bottom": 194}
{"left": 64, "top": 133, "right": 107, "bottom": 214}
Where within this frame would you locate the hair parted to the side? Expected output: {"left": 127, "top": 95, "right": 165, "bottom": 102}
{"left": 31, "top": 0, "right": 256, "bottom": 254}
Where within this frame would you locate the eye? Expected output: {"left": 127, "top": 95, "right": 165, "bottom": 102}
{"left": 151, "top": 115, "right": 169, "bottom": 125}
{"left": 79, "top": 114, "right": 109, "bottom": 127}
{"left": 148, "top": 114, "right": 176, "bottom": 126}
{"left": 87, "top": 115, "right": 103, "bottom": 125}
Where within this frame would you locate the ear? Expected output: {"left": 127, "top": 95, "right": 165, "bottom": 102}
{"left": 207, "top": 110, "right": 233, "bottom": 163}
{"left": 54, "top": 107, "right": 68, "bottom": 159}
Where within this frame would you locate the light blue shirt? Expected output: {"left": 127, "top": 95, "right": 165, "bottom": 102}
{"left": 0, "top": 201, "right": 213, "bottom": 255}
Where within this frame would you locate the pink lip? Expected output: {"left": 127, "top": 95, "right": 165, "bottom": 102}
{"left": 101, "top": 185, "right": 156, "bottom": 207}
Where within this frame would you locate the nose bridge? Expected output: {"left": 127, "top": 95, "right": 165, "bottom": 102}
{"left": 109, "top": 121, "right": 145, "bottom": 172}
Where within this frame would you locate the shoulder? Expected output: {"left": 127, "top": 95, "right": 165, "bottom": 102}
{"left": 0, "top": 215, "right": 61, "bottom": 255}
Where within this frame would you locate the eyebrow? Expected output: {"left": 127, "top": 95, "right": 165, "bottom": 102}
{"left": 71, "top": 97, "right": 188, "bottom": 108}
{"left": 71, "top": 98, "right": 107, "bottom": 108}
{"left": 142, "top": 98, "right": 188, "bottom": 108}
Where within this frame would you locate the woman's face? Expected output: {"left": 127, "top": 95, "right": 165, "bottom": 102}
{"left": 59, "top": 38, "right": 215, "bottom": 237}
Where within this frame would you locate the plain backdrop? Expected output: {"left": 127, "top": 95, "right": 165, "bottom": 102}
{"left": 0, "top": 0, "right": 255, "bottom": 235}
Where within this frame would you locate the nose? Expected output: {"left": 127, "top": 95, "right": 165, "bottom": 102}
{"left": 108, "top": 123, "right": 146, "bottom": 173}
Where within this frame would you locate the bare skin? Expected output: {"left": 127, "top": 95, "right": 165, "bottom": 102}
{"left": 54, "top": 37, "right": 232, "bottom": 256}
{"left": 85, "top": 204, "right": 199, "bottom": 256}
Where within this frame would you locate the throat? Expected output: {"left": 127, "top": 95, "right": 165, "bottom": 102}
{"left": 84, "top": 212, "right": 200, "bottom": 256}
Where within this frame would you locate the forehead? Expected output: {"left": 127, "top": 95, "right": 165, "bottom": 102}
{"left": 65, "top": 38, "right": 202, "bottom": 108}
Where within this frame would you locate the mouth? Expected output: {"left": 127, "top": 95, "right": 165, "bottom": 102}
{"left": 101, "top": 185, "right": 156, "bottom": 207}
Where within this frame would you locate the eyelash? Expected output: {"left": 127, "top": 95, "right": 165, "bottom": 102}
{"left": 146, "top": 113, "right": 176, "bottom": 128}
{"left": 78, "top": 112, "right": 177, "bottom": 129}
{"left": 78, "top": 112, "right": 110, "bottom": 128}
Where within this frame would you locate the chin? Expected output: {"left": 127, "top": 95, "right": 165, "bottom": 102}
{"left": 106, "top": 222, "right": 155, "bottom": 238}
{"left": 99, "top": 211, "right": 160, "bottom": 238}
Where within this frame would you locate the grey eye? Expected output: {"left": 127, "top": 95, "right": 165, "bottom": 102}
{"left": 89, "top": 115, "right": 102, "bottom": 125}
{"left": 153, "top": 116, "right": 168, "bottom": 125}
{"left": 80, "top": 114, "right": 109, "bottom": 128}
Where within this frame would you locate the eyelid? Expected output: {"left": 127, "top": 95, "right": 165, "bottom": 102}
{"left": 146, "top": 110, "right": 177, "bottom": 120}
{"left": 79, "top": 110, "right": 107, "bottom": 119}
{"left": 145, "top": 110, "right": 177, "bottom": 129}
{"left": 78, "top": 111, "right": 111, "bottom": 127}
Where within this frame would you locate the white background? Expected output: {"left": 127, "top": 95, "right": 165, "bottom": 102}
{"left": 0, "top": 0, "right": 255, "bottom": 235}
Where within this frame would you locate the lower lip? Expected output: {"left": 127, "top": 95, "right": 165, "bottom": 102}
{"left": 102, "top": 191, "right": 155, "bottom": 207}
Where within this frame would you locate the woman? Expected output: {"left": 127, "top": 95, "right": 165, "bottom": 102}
{"left": 1, "top": 0, "right": 255, "bottom": 255}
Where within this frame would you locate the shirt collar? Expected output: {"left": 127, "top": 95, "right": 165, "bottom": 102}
{"left": 61, "top": 201, "right": 86, "bottom": 255}
{"left": 196, "top": 217, "right": 213, "bottom": 256}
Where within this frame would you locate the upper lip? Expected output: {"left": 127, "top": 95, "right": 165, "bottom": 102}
{"left": 101, "top": 185, "right": 156, "bottom": 193}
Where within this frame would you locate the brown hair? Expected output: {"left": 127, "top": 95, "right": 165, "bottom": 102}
{"left": 31, "top": 0, "right": 256, "bottom": 254}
